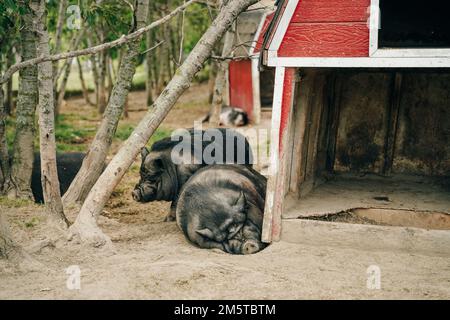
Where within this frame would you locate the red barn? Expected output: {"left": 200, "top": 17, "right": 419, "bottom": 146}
{"left": 225, "top": 8, "right": 275, "bottom": 124}
{"left": 260, "top": 0, "right": 450, "bottom": 248}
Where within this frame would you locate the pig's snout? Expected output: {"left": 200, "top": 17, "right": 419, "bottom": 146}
{"left": 242, "top": 240, "right": 261, "bottom": 255}
{"left": 132, "top": 188, "right": 142, "bottom": 201}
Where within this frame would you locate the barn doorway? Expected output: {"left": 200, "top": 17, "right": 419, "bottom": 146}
{"left": 260, "top": 67, "right": 275, "bottom": 109}
{"left": 284, "top": 68, "right": 450, "bottom": 227}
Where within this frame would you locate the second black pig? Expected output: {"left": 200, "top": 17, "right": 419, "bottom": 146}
{"left": 132, "top": 128, "right": 253, "bottom": 221}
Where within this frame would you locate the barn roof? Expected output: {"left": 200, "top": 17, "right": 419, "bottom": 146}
{"left": 229, "top": 3, "right": 275, "bottom": 58}
{"left": 259, "top": 0, "right": 450, "bottom": 68}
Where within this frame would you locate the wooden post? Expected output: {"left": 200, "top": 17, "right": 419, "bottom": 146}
{"left": 325, "top": 72, "right": 341, "bottom": 173}
{"left": 251, "top": 57, "right": 261, "bottom": 124}
{"left": 383, "top": 72, "right": 402, "bottom": 175}
{"left": 262, "top": 67, "right": 296, "bottom": 243}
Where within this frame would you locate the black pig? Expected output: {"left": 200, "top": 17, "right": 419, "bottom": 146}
{"left": 31, "top": 153, "right": 84, "bottom": 203}
{"left": 132, "top": 128, "right": 253, "bottom": 221}
{"left": 176, "top": 164, "right": 267, "bottom": 254}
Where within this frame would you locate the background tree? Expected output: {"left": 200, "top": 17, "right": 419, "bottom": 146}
{"left": 63, "top": 0, "right": 150, "bottom": 207}
{"left": 0, "top": 212, "right": 22, "bottom": 262}
{"left": 0, "top": 0, "right": 21, "bottom": 194}
{"left": 32, "top": 0, "right": 69, "bottom": 227}
{"left": 0, "top": 84, "right": 9, "bottom": 195}
{"left": 68, "top": 0, "right": 258, "bottom": 246}
{"left": 8, "top": 3, "right": 38, "bottom": 200}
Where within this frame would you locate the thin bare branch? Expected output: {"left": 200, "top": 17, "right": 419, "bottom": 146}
{"left": 140, "top": 40, "right": 164, "bottom": 56}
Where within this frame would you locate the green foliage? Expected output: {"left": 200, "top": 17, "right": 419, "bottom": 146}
{"left": 183, "top": 3, "right": 213, "bottom": 54}
{"left": 84, "top": 0, "right": 133, "bottom": 37}
{"left": 0, "top": 0, "right": 22, "bottom": 56}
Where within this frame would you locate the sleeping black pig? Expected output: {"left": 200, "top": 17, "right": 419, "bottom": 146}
{"left": 176, "top": 164, "right": 267, "bottom": 254}
{"left": 132, "top": 128, "right": 253, "bottom": 221}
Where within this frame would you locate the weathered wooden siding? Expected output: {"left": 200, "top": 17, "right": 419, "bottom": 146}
{"left": 394, "top": 73, "right": 450, "bottom": 176}
{"left": 291, "top": 0, "right": 370, "bottom": 23}
{"left": 334, "top": 72, "right": 392, "bottom": 173}
{"left": 287, "top": 69, "right": 331, "bottom": 197}
{"left": 278, "top": 0, "right": 370, "bottom": 57}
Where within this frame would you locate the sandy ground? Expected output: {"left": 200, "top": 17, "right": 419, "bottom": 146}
{"left": 1, "top": 85, "right": 449, "bottom": 299}
{"left": 1, "top": 200, "right": 450, "bottom": 299}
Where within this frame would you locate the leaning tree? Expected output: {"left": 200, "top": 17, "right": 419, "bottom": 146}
{"left": 0, "top": 0, "right": 258, "bottom": 249}
{"left": 69, "top": 0, "right": 258, "bottom": 246}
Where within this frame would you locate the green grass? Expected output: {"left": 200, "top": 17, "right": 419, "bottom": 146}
{"left": 24, "top": 217, "right": 40, "bottom": 228}
{"left": 5, "top": 114, "right": 173, "bottom": 154}
{"left": 55, "top": 122, "right": 94, "bottom": 144}
{"left": 12, "top": 60, "right": 148, "bottom": 95}
{"left": 0, "top": 196, "right": 34, "bottom": 208}
{"left": 54, "top": 116, "right": 97, "bottom": 152}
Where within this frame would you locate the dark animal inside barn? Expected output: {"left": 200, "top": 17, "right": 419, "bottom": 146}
{"left": 132, "top": 128, "right": 254, "bottom": 221}
{"left": 176, "top": 165, "right": 267, "bottom": 255}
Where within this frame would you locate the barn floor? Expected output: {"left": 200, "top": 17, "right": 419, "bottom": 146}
{"left": 283, "top": 173, "right": 450, "bottom": 219}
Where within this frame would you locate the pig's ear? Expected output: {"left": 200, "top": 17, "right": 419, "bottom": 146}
{"left": 196, "top": 228, "right": 215, "bottom": 240}
{"left": 233, "top": 191, "right": 247, "bottom": 212}
{"left": 141, "top": 147, "right": 150, "bottom": 159}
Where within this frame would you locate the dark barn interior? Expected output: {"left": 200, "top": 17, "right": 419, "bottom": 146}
{"left": 379, "top": 0, "right": 450, "bottom": 48}
{"left": 283, "top": 68, "right": 450, "bottom": 228}
{"left": 260, "top": 67, "right": 275, "bottom": 108}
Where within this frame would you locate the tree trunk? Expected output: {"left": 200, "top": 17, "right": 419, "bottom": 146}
{"left": 207, "top": 60, "right": 218, "bottom": 104}
{"left": 62, "top": 0, "right": 150, "bottom": 209}
{"left": 97, "top": 45, "right": 108, "bottom": 114}
{"left": 0, "top": 212, "right": 44, "bottom": 270}
{"left": 123, "top": 95, "right": 129, "bottom": 119}
{"left": 86, "top": 34, "right": 101, "bottom": 109}
{"left": 4, "top": 49, "right": 15, "bottom": 115}
{"left": 0, "top": 85, "right": 10, "bottom": 194}
{"left": 52, "top": 0, "right": 68, "bottom": 84}
{"left": 145, "top": 12, "right": 154, "bottom": 107}
{"left": 56, "top": 30, "right": 85, "bottom": 114}
{"left": 52, "top": 0, "right": 68, "bottom": 114}
{"left": 69, "top": 0, "right": 257, "bottom": 246}
{"left": 7, "top": 11, "right": 39, "bottom": 200}
{"left": 32, "top": 0, "right": 69, "bottom": 228}
{"left": 209, "top": 27, "right": 234, "bottom": 125}
{"left": 106, "top": 54, "right": 114, "bottom": 102}
{"left": 0, "top": 213, "right": 21, "bottom": 261}
{"left": 77, "top": 58, "right": 94, "bottom": 106}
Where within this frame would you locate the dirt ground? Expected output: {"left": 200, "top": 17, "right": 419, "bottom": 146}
{"left": 2, "top": 201, "right": 450, "bottom": 299}
{"left": 1, "top": 85, "right": 449, "bottom": 299}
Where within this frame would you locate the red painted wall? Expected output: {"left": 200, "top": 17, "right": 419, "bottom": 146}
{"left": 279, "top": 68, "right": 295, "bottom": 151}
{"left": 228, "top": 59, "right": 254, "bottom": 119}
{"left": 278, "top": 0, "right": 370, "bottom": 57}
{"left": 291, "top": 0, "right": 370, "bottom": 23}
